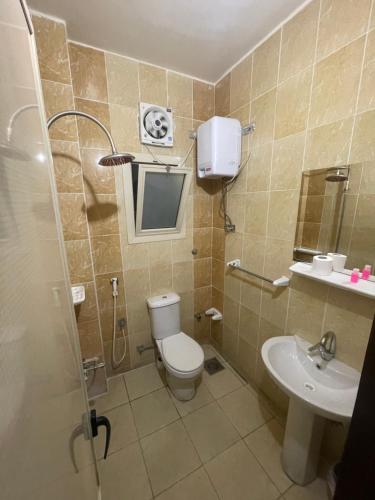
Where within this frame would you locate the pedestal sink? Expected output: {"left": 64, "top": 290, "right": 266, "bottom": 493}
{"left": 261, "top": 335, "right": 360, "bottom": 485}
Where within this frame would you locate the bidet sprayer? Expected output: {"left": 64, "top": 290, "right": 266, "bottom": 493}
{"left": 110, "top": 277, "right": 119, "bottom": 297}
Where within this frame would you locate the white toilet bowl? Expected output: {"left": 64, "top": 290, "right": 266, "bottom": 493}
{"left": 147, "top": 293, "right": 204, "bottom": 401}
{"left": 156, "top": 332, "right": 204, "bottom": 400}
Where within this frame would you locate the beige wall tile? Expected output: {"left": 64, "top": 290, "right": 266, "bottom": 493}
{"left": 59, "top": 193, "right": 88, "bottom": 240}
{"left": 51, "top": 140, "right": 83, "bottom": 193}
{"left": 358, "top": 30, "right": 375, "bottom": 113}
{"left": 305, "top": 117, "right": 353, "bottom": 170}
{"left": 212, "top": 258, "right": 224, "bottom": 291}
{"left": 86, "top": 193, "right": 119, "bottom": 236}
{"left": 150, "top": 264, "right": 173, "bottom": 295}
{"left": 139, "top": 63, "right": 167, "bottom": 106}
{"left": 168, "top": 72, "right": 193, "bottom": 118}
{"left": 317, "top": 0, "right": 372, "bottom": 60}
{"left": 91, "top": 234, "right": 123, "bottom": 274}
{"left": 77, "top": 320, "right": 103, "bottom": 358}
{"left": 242, "top": 234, "right": 266, "bottom": 276}
{"left": 124, "top": 268, "right": 150, "bottom": 304}
{"left": 194, "top": 193, "right": 212, "bottom": 228}
{"left": 148, "top": 240, "right": 172, "bottom": 265}
{"left": 173, "top": 261, "right": 194, "bottom": 293}
{"left": 193, "top": 80, "right": 214, "bottom": 121}
{"left": 244, "top": 191, "right": 269, "bottom": 236}
{"left": 105, "top": 53, "right": 139, "bottom": 108}
{"left": 194, "top": 285, "right": 212, "bottom": 311}
{"left": 215, "top": 73, "right": 231, "bottom": 117}
{"left": 286, "top": 276, "right": 328, "bottom": 344}
{"left": 109, "top": 103, "right": 141, "bottom": 153}
{"left": 172, "top": 237, "right": 194, "bottom": 263}
{"left": 267, "top": 190, "right": 299, "bottom": 241}
{"left": 69, "top": 43, "right": 108, "bottom": 101}
{"left": 252, "top": 31, "right": 281, "bottom": 99}
{"left": 275, "top": 67, "right": 312, "bottom": 139}
{"left": 123, "top": 243, "right": 149, "bottom": 271}
{"left": 238, "top": 305, "right": 259, "bottom": 349}
{"left": 193, "top": 228, "right": 212, "bottom": 259}
{"left": 65, "top": 239, "right": 93, "bottom": 283}
{"left": 173, "top": 116, "right": 193, "bottom": 157}
{"left": 194, "top": 258, "right": 212, "bottom": 288}
{"left": 81, "top": 148, "right": 116, "bottom": 194}
{"left": 250, "top": 89, "right": 276, "bottom": 148}
{"left": 42, "top": 80, "right": 77, "bottom": 141}
{"left": 100, "top": 305, "right": 127, "bottom": 341}
{"left": 240, "top": 277, "right": 262, "bottom": 315}
{"left": 75, "top": 281, "right": 98, "bottom": 323}
{"left": 279, "top": 0, "right": 319, "bottom": 82}
{"left": 323, "top": 288, "right": 373, "bottom": 371}
{"left": 75, "top": 98, "right": 111, "bottom": 148}
{"left": 271, "top": 133, "right": 304, "bottom": 190}
{"left": 350, "top": 110, "right": 375, "bottom": 163}
{"left": 225, "top": 232, "right": 243, "bottom": 262}
{"left": 230, "top": 54, "right": 252, "bottom": 112}
{"left": 310, "top": 37, "right": 365, "bottom": 128}
{"left": 263, "top": 238, "right": 293, "bottom": 279}
{"left": 33, "top": 15, "right": 70, "bottom": 84}
{"left": 247, "top": 143, "right": 272, "bottom": 192}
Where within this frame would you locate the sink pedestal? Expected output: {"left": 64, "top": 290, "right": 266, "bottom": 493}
{"left": 282, "top": 398, "right": 325, "bottom": 485}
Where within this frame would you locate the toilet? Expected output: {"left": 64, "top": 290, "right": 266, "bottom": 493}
{"left": 147, "top": 292, "right": 204, "bottom": 401}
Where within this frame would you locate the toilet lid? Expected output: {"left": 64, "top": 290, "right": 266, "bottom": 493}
{"left": 161, "top": 332, "right": 204, "bottom": 373}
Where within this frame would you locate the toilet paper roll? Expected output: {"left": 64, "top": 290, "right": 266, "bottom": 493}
{"left": 327, "top": 253, "right": 347, "bottom": 272}
{"left": 312, "top": 255, "right": 333, "bottom": 276}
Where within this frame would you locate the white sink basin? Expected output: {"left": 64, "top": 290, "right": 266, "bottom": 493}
{"left": 261, "top": 335, "right": 360, "bottom": 485}
{"left": 261, "top": 335, "right": 360, "bottom": 421}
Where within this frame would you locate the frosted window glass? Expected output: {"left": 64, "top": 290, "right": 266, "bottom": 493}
{"left": 142, "top": 172, "right": 185, "bottom": 229}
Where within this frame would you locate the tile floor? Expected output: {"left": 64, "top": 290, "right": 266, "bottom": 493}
{"left": 90, "top": 345, "right": 331, "bottom": 500}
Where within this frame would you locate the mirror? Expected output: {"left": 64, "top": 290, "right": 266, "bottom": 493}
{"left": 294, "top": 162, "right": 375, "bottom": 272}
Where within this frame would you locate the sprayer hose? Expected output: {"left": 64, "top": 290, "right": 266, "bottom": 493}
{"left": 112, "top": 294, "right": 127, "bottom": 369}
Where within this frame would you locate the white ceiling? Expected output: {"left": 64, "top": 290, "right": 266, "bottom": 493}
{"left": 29, "top": 0, "right": 308, "bottom": 83}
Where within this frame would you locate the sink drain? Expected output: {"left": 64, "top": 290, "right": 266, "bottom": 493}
{"left": 304, "top": 382, "right": 316, "bottom": 391}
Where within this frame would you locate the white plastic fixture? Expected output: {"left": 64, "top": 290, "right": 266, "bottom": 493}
{"left": 71, "top": 285, "right": 85, "bottom": 305}
{"left": 139, "top": 102, "right": 173, "bottom": 147}
{"left": 197, "top": 116, "right": 241, "bottom": 179}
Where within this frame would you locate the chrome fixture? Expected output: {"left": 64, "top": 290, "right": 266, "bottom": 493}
{"left": 82, "top": 357, "right": 105, "bottom": 380}
{"left": 136, "top": 344, "right": 155, "bottom": 354}
{"left": 110, "top": 277, "right": 127, "bottom": 369}
{"left": 308, "top": 331, "right": 336, "bottom": 361}
{"left": 227, "top": 259, "right": 290, "bottom": 287}
{"left": 325, "top": 166, "right": 349, "bottom": 183}
{"left": 47, "top": 110, "right": 135, "bottom": 166}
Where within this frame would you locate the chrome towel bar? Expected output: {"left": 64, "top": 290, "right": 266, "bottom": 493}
{"left": 226, "top": 259, "right": 290, "bottom": 287}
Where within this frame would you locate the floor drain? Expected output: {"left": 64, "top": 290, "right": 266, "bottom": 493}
{"left": 204, "top": 357, "right": 225, "bottom": 375}
{"left": 304, "top": 382, "right": 316, "bottom": 391}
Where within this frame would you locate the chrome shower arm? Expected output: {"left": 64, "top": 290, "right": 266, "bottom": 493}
{"left": 46, "top": 110, "right": 116, "bottom": 153}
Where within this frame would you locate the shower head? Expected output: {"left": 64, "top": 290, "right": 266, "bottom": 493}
{"left": 99, "top": 151, "right": 135, "bottom": 166}
{"left": 47, "top": 110, "right": 134, "bottom": 167}
{"left": 325, "top": 167, "right": 349, "bottom": 182}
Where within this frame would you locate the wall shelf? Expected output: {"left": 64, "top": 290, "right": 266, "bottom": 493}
{"left": 289, "top": 262, "right": 375, "bottom": 299}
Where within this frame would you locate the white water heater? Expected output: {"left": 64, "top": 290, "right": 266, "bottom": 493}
{"left": 197, "top": 116, "right": 241, "bottom": 179}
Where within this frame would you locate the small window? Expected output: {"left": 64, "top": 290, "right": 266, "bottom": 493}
{"left": 123, "top": 159, "right": 192, "bottom": 243}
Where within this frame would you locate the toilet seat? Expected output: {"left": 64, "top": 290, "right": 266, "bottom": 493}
{"left": 157, "top": 332, "right": 204, "bottom": 379}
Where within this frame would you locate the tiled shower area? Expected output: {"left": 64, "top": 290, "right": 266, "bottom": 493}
{"left": 92, "top": 346, "right": 329, "bottom": 500}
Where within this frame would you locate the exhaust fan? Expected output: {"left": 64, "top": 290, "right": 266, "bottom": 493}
{"left": 139, "top": 102, "right": 173, "bottom": 147}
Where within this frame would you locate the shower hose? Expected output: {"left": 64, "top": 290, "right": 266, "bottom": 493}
{"left": 111, "top": 278, "right": 126, "bottom": 368}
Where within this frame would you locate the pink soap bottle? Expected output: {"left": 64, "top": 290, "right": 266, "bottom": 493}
{"left": 351, "top": 268, "right": 360, "bottom": 283}
{"left": 361, "top": 265, "right": 372, "bottom": 280}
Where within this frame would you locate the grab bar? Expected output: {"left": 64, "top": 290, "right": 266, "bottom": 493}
{"left": 226, "top": 259, "right": 290, "bottom": 287}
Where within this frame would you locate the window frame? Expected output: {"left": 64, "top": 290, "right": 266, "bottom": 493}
{"left": 123, "top": 155, "right": 192, "bottom": 244}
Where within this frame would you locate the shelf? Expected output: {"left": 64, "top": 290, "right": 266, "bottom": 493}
{"left": 289, "top": 262, "right": 375, "bottom": 299}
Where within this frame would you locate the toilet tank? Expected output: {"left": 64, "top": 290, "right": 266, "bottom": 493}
{"left": 147, "top": 293, "right": 181, "bottom": 340}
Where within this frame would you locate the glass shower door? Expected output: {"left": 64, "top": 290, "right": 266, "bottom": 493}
{"left": 0, "top": 1, "right": 99, "bottom": 499}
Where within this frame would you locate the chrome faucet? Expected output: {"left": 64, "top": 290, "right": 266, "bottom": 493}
{"left": 308, "top": 331, "right": 336, "bottom": 361}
